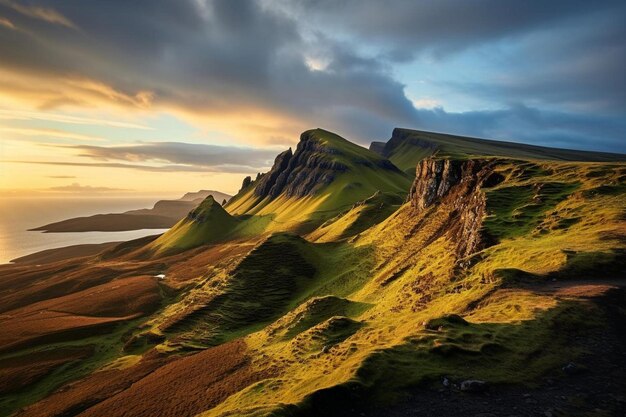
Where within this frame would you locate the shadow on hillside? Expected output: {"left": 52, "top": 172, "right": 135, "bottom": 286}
{"left": 282, "top": 285, "right": 626, "bottom": 417}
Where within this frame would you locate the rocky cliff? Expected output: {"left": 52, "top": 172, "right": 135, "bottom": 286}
{"left": 253, "top": 129, "right": 400, "bottom": 199}
{"left": 408, "top": 158, "right": 501, "bottom": 257}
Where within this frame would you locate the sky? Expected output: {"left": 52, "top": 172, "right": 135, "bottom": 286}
{"left": 0, "top": 0, "right": 624, "bottom": 197}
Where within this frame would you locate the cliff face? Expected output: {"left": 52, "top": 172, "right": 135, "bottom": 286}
{"left": 408, "top": 158, "right": 501, "bottom": 257}
{"left": 254, "top": 130, "right": 398, "bottom": 200}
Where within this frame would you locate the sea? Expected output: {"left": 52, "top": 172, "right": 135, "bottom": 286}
{"left": 0, "top": 197, "right": 170, "bottom": 264}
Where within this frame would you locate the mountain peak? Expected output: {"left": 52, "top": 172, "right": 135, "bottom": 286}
{"left": 253, "top": 129, "right": 403, "bottom": 200}
{"left": 186, "top": 195, "right": 227, "bottom": 223}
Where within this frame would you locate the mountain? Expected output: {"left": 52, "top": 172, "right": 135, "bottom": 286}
{"left": 226, "top": 128, "right": 411, "bottom": 232}
{"left": 150, "top": 195, "right": 239, "bottom": 253}
{"left": 31, "top": 190, "right": 232, "bottom": 233}
{"left": 1, "top": 128, "right": 625, "bottom": 417}
{"left": 179, "top": 190, "right": 231, "bottom": 202}
{"left": 148, "top": 129, "right": 410, "bottom": 253}
{"left": 373, "top": 128, "right": 626, "bottom": 173}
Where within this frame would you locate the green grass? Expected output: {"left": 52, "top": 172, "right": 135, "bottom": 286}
{"left": 267, "top": 296, "right": 370, "bottom": 341}
{"left": 385, "top": 128, "right": 626, "bottom": 172}
{"left": 354, "top": 299, "right": 601, "bottom": 401}
{"left": 309, "top": 191, "right": 405, "bottom": 242}
{"left": 9, "top": 129, "right": 625, "bottom": 417}
{"left": 151, "top": 195, "right": 239, "bottom": 253}
{"left": 483, "top": 182, "right": 580, "bottom": 241}
{"left": 225, "top": 129, "right": 412, "bottom": 234}
{"left": 159, "top": 234, "right": 317, "bottom": 346}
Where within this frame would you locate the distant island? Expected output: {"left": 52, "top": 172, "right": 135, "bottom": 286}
{"left": 31, "top": 190, "right": 231, "bottom": 233}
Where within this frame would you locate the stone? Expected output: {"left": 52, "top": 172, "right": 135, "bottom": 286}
{"left": 239, "top": 175, "right": 252, "bottom": 192}
{"left": 460, "top": 379, "right": 487, "bottom": 393}
{"left": 562, "top": 362, "right": 580, "bottom": 375}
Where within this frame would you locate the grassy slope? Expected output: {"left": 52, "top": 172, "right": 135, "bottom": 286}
{"left": 226, "top": 129, "right": 412, "bottom": 234}
{"left": 200, "top": 159, "right": 625, "bottom": 416}
{"left": 384, "top": 128, "right": 626, "bottom": 173}
{"left": 150, "top": 195, "right": 238, "bottom": 253}
{"left": 5, "top": 130, "right": 626, "bottom": 417}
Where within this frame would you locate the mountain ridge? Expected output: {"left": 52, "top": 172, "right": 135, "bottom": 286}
{"left": 31, "top": 190, "right": 232, "bottom": 233}
{"left": 373, "top": 128, "right": 626, "bottom": 173}
{"left": 1, "top": 127, "right": 624, "bottom": 417}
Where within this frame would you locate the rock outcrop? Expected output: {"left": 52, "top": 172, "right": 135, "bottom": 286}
{"left": 380, "top": 128, "right": 440, "bottom": 158}
{"left": 253, "top": 130, "right": 400, "bottom": 200}
{"left": 239, "top": 176, "right": 252, "bottom": 193}
{"left": 408, "top": 158, "right": 500, "bottom": 257}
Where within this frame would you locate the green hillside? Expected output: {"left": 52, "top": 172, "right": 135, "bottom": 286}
{"left": 2, "top": 128, "right": 625, "bottom": 417}
{"left": 150, "top": 195, "right": 238, "bottom": 253}
{"left": 376, "top": 128, "right": 626, "bottom": 173}
{"left": 225, "top": 129, "right": 411, "bottom": 233}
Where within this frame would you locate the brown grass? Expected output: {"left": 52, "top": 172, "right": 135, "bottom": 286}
{"left": 0, "top": 346, "right": 94, "bottom": 395}
{"left": 18, "top": 340, "right": 271, "bottom": 417}
{"left": 16, "top": 354, "right": 168, "bottom": 417}
{"left": 0, "top": 276, "right": 161, "bottom": 354}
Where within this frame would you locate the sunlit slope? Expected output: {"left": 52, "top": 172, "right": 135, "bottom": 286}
{"left": 200, "top": 158, "right": 626, "bottom": 416}
{"left": 376, "top": 128, "right": 626, "bottom": 173}
{"left": 307, "top": 191, "right": 404, "bottom": 242}
{"left": 150, "top": 196, "right": 238, "bottom": 253}
{"left": 225, "top": 129, "right": 411, "bottom": 232}
{"left": 6, "top": 136, "right": 626, "bottom": 417}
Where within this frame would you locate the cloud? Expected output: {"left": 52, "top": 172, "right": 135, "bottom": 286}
{"left": 0, "top": 16, "right": 15, "bottom": 29}
{"left": 0, "top": 0, "right": 623, "bottom": 153}
{"left": 0, "top": 109, "right": 153, "bottom": 130}
{"left": 0, "top": 127, "right": 105, "bottom": 142}
{"left": 409, "top": 104, "right": 626, "bottom": 153}
{"left": 0, "top": 0, "right": 76, "bottom": 29}
{"left": 47, "top": 182, "right": 129, "bottom": 193}
{"left": 61, "top": 141, "right": 278, "bottom": 171}
{"left": 47, "top": 175, "right": 76, "bottom": 179}
{"left": 6, "top": 140, "right": 281, "bottom": 174}
{"left": 277, "top": 0, "right": 623, "bottom": 59}
{"left": 6, "top": 160, "right": 268, "bottom": 174}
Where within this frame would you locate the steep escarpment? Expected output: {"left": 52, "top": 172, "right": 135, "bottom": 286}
{"left": 226, "top": 129, "right": 411, "bottom": 227}
{"left": 5, "top": 128, "right": 626, "bottom": 417}
{"left": 408, "top": 158, "right": 501, "bottom": 257}
{"left": 376, "top": 128, "right": 626, "bottom": 174}
{"left": 254, "top": 129, "right": 399, "bottom": 199}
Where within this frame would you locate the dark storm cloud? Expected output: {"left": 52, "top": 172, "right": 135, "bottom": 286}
{"left": 410, "top": 105, "right": 626, "bottom": 153}
{"left": 0, "top": 0, "right": 624, "bottom": 152}
{"left": 282, "top": 0, "right": 623, "bottom": 58}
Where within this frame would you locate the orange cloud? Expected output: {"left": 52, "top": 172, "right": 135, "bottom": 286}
{"left": 0, "top": 0, "right": 76, "bottom": 29}
{"left": 0, "top": 15, "right": 15, "bottom": 29}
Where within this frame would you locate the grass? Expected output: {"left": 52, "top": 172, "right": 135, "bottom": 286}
{"left": 385, "top": 128, "right": 626, "bottom": 172}
{"left": 0, "top": 316, "right": 154, "bottom": 416}
{"left": 200, "top": 158, "right": 625, "bottom": 417}
{"left": 225, "top": 129, "right": 411, "bottom": 235}
{"left": 7, "top": 129, "right": 626, "bottom": 417}
{"left": 308, "top": 191, "right": 404, "bottom": 242}
{"left": 482, "top": 181, "right": 580, "bottom": 241}
{"left": 151, "top": 195, "right": 239, "bottom": 253}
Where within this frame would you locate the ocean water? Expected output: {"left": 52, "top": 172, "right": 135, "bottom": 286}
{"left": 0, "top": 197, "right": 170, "bottom": 264}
